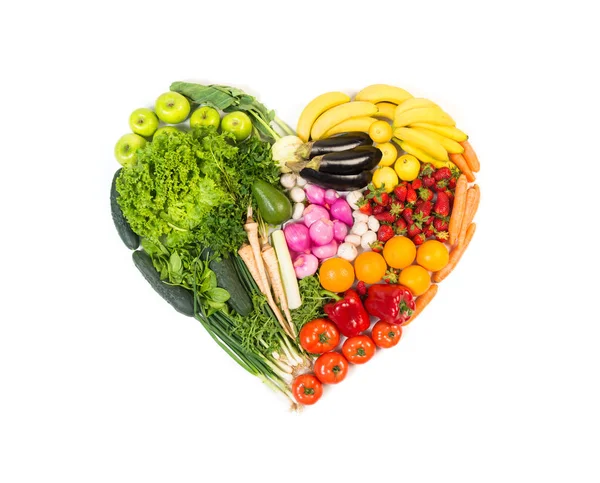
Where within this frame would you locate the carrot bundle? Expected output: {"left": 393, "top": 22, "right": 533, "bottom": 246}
{"left": 458, "top": 185, "right": 480, "bottom": 247}
{"left": 460, "top": 140, "right": 480, "bottom": 172}
{"left": 448, "top": 174, "right": 468, "bottom": 246}
{"left": 433, "top": 223, "right": 476, "bottom": 283}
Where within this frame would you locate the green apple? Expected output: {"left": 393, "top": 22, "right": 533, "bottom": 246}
{"left": 114, "top": 133, "right": 147, "bottom": 167}
{"left": 155, "top": 92, "right": 190, "bottom": 124}
{"left": 190, "top": 106, "right": 221, "bottom": 129}
{"left": 129, "top": 108, "right": 159, "bottom": 137}
{"left": 221, "top": 111, "right": 252, "bottom": 141}
{"left": 153, "top": 126, "right": 180, "bottom": 138}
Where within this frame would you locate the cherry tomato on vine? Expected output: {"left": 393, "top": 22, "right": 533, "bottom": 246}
{"left": 342, "top": 335, "right": 376, "bottom": 364}
{"left": 292, "top": 374, "right": 323, "bottom": 405}
{"left": 299, "top": 318, "right": 340, "bottom": 354}
{"left": 314, "top": 352, "right": 348, "bottom": 384}
{"left": 371, "top": 321, "right": 403, "bottom": 349}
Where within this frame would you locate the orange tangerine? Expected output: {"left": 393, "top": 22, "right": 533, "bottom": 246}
{"left": 354, "top": 251, "right": 387, "bottom": 284}
{"left": 383, "top": 236, "right": 416, "bottom": 269}
{"left": 398, "top": 265, "right": 431, "bottom": 296}
{"left": 319, "top": 257, "right": 355, "bottom": 293}
{"left": 416, "top": 240, "right": 449, "bottom": 272}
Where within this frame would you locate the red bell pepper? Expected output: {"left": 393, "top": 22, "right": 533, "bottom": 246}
{"left": 364, "top": 284, "right": 415, "bottom": 325}
{"left": 324, "top": 289, "right": 371, "bottom": 338}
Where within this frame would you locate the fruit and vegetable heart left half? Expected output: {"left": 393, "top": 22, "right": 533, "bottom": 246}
{"left": 111, "top": 82, "right": 481, "bottom": 409}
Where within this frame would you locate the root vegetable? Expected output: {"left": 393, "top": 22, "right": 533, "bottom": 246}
{"left": 458, "top": 185, "right": 480, "bottom": 246}
{"left": 448, "top": 175, "right": 468, "bottom": 246}
{"left": 293, "top": 253, "right": 319, "bottom": 279}
{"left": 312, "top": 239, "right": 338, "bottom": 259}
{"left": 303, "top": 204, "right": 330, "bottom": 227}
{"left": 433, "top": 223, "right": 476, "bottom": 282}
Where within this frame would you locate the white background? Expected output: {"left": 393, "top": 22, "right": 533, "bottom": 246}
{"left": 1, "top": 1, "right": 599, "bottom": 482}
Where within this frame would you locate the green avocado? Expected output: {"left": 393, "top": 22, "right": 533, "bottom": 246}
{"left": 251, "top": 180, "right": 292, "bottom": 225}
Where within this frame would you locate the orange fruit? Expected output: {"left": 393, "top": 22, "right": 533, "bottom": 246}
{"left": 369, "top": 120, "right": 393, "bottom": 143}
{"left": 354, "top": 251, "right": 387, "bottom": 284}
{"left": 319, "top": 257, "right": 355, "bottom": 293}
{"left": 398, "top": 265, "right": 431, "bottom": 296}
{"left": 383, "top": 236, "right": 416, "bottom": 269}
{"left": 416, "top": 240, "right": 449, "bottom": 271}
{"left": 376, "top": 142, "right": 398, "bottom": 167}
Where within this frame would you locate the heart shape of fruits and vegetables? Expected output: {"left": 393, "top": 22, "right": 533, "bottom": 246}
{"left": 111, "top": 82, "right": 480, "bottom": 409}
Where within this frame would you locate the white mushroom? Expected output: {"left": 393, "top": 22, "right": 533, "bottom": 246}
{"left": 289, "top": 186, "right": 306, "bottom": 203}
{"left": 352, "top": 212, "right": 369, "bottom": 224}
{"left": 361, "top": 230, "right": 378, "bottom": 250}
{"left": 367, "top": 216, "right": 380, "bottom": 232}
{"left": 350, "top": 221, "right": 368, "bottom": 236}
{"left": 345, "top": 190, "right": 364, "bottom": 210}
{"left": 344, "top": 234, "right": 362, "bottom": 246}
{"left": 292, "top": 203, "right": 305, "bottom": 220}
{"left": 337, "top": 242, "right": 358, "bottom": 261}
{"left": 280, "top": 173, "right": 297, "bottom": 189}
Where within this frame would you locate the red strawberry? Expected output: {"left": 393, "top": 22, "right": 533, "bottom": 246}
{"left": 422, "top": 175, "right": 435, "bottom": 188}
{"left": 370, "top": 240, "right": 384, "bottom": 253}
{"left": 372, "top": 204, "right": 386, "bottom": 215}
{"left": 407, "top": 223, "right": 422, "bottom": 238}
{"left": 375, "top": 212, "right": 396, "bottom": 223}
{"left": 434, "top": 167, "right": 452, "bottom": 181}
{"left": 389, "top": 202, "right": 404, "bottom": 217}
{"left": 372, "top": 192, "right": 390, "bottom": 206}
{"left": 444, "top": 189, "right": 454, "bottom": 204}
{"left": 411, "top": 179, "right": 423, "bottom": 190}
{"left": 418, "top": 188, "right": 434, "bottom": 201}
{"left": 383, "top": 268, "right": 399, "bottom": 284}
{"left": 356, "top": 281, "right": 367, "bottom": 296}
{"left": 434, "top": 190, "right": 450, "bottom": 217}
{"left": 415, "top": 200, "right": 432, "bottom": 217}
{"left": 420, "top": 163, "right": 435, "bottom": 176}
{"left": 358, "top": 200, "right": 372, "bottom": 215}
{"left": 406, "top": 187, "right": 417, "bottom": 205}
{"left": 434, "top": 179, "right": 449, "bottom": 192}
{"left": 402, "top": 207, "right": 414, "bottom": 224}
{"left": 412, "top": 211, "right": 431, "bottom": 228}
{"left": 412, "top": 233, "right": 426, "bottom": 245}
{"left": 433, "top": 217, "right": 449, "bottom": 232}
{"left": 394, "top": 183, "right": 408, "bottom": 202}
{"left": 448, "top": 177, "right": 457, "bottom": 189}
{"left": 394, "top": 218, "right": 408, "bottom": 236}
{"left": 377, "top": 225, "right": 395, "bottom": 242}
{"left": 423, "top": 223, "right": 435, "bottom": 238}
{"left": 435, "top": 231, "right": 449, "bottom": 243}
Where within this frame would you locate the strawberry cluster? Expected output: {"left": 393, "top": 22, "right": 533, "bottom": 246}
{"left": 358, "top": 163, "right": 460, "bottom": 247}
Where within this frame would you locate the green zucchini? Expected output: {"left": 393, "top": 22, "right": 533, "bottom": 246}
{"left": 202, "top": 248, "right": 253, "bottom": 317}
{"left": 133, "top": 250, "right": 195, "bottom": 317}
{"left": 111, "top": 169, "right": 140, "bottom": 250}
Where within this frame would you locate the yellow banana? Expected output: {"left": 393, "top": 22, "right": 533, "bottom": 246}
{"left": 311, "top": 101, "right": 378, "bottom": 140}
{"left": 394, "top": 127, "right": 448, "bottom": 161}
{"left": 395, "top": 98, "right": 439, "bottom": 116}
{"left": 322, "top": 117, "right": 378, "bottom": 138}
{"left": 398, "top": 140, "right": 456, "bottom": 169}
{"left": 394, "top": 107, "right": 455, "bottom": 128}
{"left": 296, "top": 91, "right": 350, "bottom": 142}
{"left": 410, "top": 126, "right": 464, "bottom": 154}
{"left": 374, "top": 102, "right": 396, "bottom": 121}
{"left": 355, "top": 84, "right": 413, "bottom": 105}
{"left": 410, "top": 123, "right": 468, "bottom": 142}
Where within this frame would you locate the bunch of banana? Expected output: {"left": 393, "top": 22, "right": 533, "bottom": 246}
{"left": 296, "top": 84, "right": 415, "bottom": 142}
{"left": 391, "top": 97, "right": 469, "bottom": 168}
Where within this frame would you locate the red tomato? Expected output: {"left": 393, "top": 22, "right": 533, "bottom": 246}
{"left": 314, "top": 352, "right": 348, "bottom": 384}
{"left": 371, "top": 321, "right": 403, "bottom": 348}
{"left": 299, "top": 318, "right": 340, "bottom": 354}
{"left": 342, "top": 335, "right": 376, "bottom": 364}
{"left": 292, "top": 374, "right": 323, "bottom": 405}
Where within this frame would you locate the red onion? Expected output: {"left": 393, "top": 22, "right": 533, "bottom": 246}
{"left": 332, "top": 220, "right": 349, "bottom": 242}
{"left": 293, "top": 253, "right": 319, "bottom": 279}
{"left": 309, "top": 218, "right": 334, "bottom": 246}
{"left": 302, "top": 204, "right": 330, "bottom": 227}
{"left": 304, "top": 184, "right": 326, "bottom": 205}
{"left": 311, "top": 239, "right": 338, "bottom": 260}
{"left": 324, "top": 189, "right": 339, "bottom": 206}
{"left": 330, "top": 198, "right": 353, "bottom": 226}
{"left": 283, "top": 223, "right": 310, "bottom": 253}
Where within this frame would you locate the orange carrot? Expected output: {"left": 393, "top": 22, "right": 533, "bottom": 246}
{"left": 448, "top": 175, "right": 468, "bottom": 246}
{"left": 458, "top": 185, "right": 480, "bottom": 247}
{"left": 449, "top": 153, "right": 475, "bottom": 182}
{"left": 460, "top": 140, "right": 480, "bottom": 172}
{"left": 402, "top": 284, "right": 438, "bottom": 326}
{"left": 433, "top": 223, "right": 476, "bottom": 282}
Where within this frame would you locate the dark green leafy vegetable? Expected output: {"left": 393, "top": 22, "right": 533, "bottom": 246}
{"left": 117, "top": 127, "right": 280, "bottom": 258}
{"left": 171, "top": 81, "right": 295, "bottom": 143}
